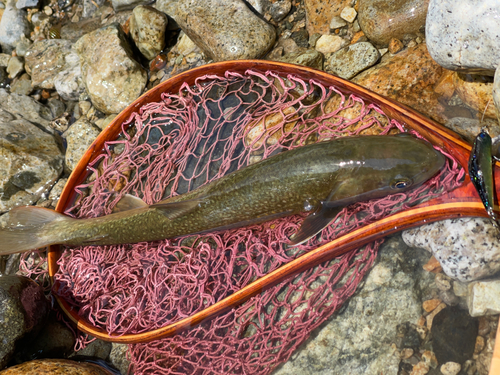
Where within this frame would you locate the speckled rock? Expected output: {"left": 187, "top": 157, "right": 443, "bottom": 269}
{"left": 444, "top": 117, "right": 500, "bottom": 144}
{"left": 109, "top": 343, "right": 130, "bottom": 375}
{"left": 75, "top": 23, "right": 147, "bottom": 114}
{"left": 129, "top": 5, "right": 167, "bottom": 60}
{"left": 304, "top": 0, "right": 351, "bottom": 35}
{"left": 53, "top": 51, "right": 85, "bottom": 101}
{"left": 275, "top": 49, "right": 323, "bottom": 70}
{"left": 0, "top": 0, "right": 30, "bottom": 53}
{"left": 274, "top": 236, "right": 433, "bottom": 375}
{"left": 0, "top": 119, "right": 63, "bottom": 212}
{"left": 468, "top": 279, "right": 500, "bottom": 317}
{"left": 25, "top": 39, "right": 73, "bottom": 89}
{"left": 0, "top": 359, "right": 111, "bottom": 374}
{"left": 0, "top": 276, "right": 49, "bottom": 369}
{"left": 176, "top": 0, "right": 276, "bottom": 62}
{"left": 326, "top": 41, "right": 380, "bottom": 79}
{"left": 440, "top": 362, "right": 461, "bottom": 375}
{"left": 358, "top": 0, "right": 428, "bottom": 47}
{"left": 0, "top": 89, "right": 52, "bottom": 131}
{"left": 314, "top": 34, "right": 346, "bottom": 55}
{"left": 426, "top": 0, "right": 500, "bottom": 74}
{"left": 402, "top": 218, "right": 500, "bottom": 282}
{"left": 453, "top": 73, "right": 496, "bottom": 119}
{"left": 64, "top": 117, "right": 101, "bottom": 171}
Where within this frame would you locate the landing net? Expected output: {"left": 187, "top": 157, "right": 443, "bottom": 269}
{"left": 21, "top": 70, "right": 463, "bottom": 374}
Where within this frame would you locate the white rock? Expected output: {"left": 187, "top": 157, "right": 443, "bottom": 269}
{"left": 53, "top": 51, "right": 85, "bottom": 101}
{"left": 173, "top": 32, "right": 199, "bottom": 56}
{"left": 426, "top": 0, "right": 500, "bottom": 74}
{"left": 440, "top": 362, "right": 461, "bottom": 375}
{"left": 402, "top": 218, "right": 500, "bottom": 282}
{"left": 468, "top": 279, "right": 500, "bottom": 317}
{"left": 315, "top": 34, "right": 346, "bottom": 55}
{"left": 340, "top": 6, "right": 357, "bottom": 23}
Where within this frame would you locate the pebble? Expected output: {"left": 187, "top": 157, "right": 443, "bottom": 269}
{"left": 475, "top": 335, "right": 485, "bottom": 354}
{"left": 75, "top": 23, "right": 147, "bottom": 114}
{"left": 453, "top": 73, "right": 496, "bottom": 119}
{"left": 46, "top": 98, "right": 66, "bottom": 119}
{"left": 173, "top": 33, "right": 199, "bottom": 56}
{"left": 53, "top": 51, "right": 85, "bottom": 101}
{"left": 358, "top": 0, "right": 428, "bottom": 47}
{"left": 304, "top": 0, "right": 351, "bottom": 35}
{"left": 14, "top": 35, "right": 31, "bottom": 57}
{"left": 402, "top": 218, "right": 500, "bottom": 282}
{"left": 326, "top": 41, "right": 380, "bottom": 79}
{"left": 468, "top": 279, "right": 500, "bottom": 317}
{"left": 110, "top": 0, "right": 147, "bottom": 11}
{"left": 275, "top": 49, "right": 324, "bottom": 70}
{"left": 6, "top": 56, "right": 23, "bottom": 79}
{"left": 315, "top": 34, "right": 346, "bottom": 54}
{"left": 340, "top": 6, "right": 356, "bottom": 23}
{"left": 422, "top": 299, "right": 442, "bottom": 313}
{"left": 425, "top": 302, "right": 446, "bottom": 331}
{"left": 269, "top": 0, "right": 291, "bottom": 22}
{"left": 0, "top": 359, "right": 111, "bottom": 374}
{"left": 15, "top": 0, "right": 39, "bottom": 9}
{"left": 0, "top": 89, "right": 52, "bottom": 131}
{"left": 130, "top": 5, "right": 168, "bottom": 60}
{"left": 0, "top": 53, "right": 11, "bottom": 67}
{"left": 63, "top": 117, "right": 101, "bottom": 171}
{"left": 329, "top": 16, "right": 347, "bottom": 30}
{"left": 388, "top": 37, "right": 404, "bottom": 54}
{"left": 422, "top": 255, "right": 442, "bottom": 273}
{"left": 0, "top": 0, "right": 30, "bottom": 53}
{"left": 426, "top": 0, "right": 500, "bottom": 74}
{"left": 410, "top": 361, "right": 429, "bottom": 375}
{"left": 10, "top": 75, "right": 32, "bottom": 95}
{"left": 440, "top": 361, "right": 461, "bottom": 375}
{"left": 176, "top": 0, "right": 276, "bottom": 62}
{"left": 421, "top": 350, "right": 438, "bottom": 369}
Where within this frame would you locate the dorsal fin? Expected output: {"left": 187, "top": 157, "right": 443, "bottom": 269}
{"left": 112, "top": 194, "right": 149, "bottom": 213}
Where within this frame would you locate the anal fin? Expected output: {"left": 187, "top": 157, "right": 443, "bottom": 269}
{"left": 289, "top": 205, "right": 342, "bottom": 246}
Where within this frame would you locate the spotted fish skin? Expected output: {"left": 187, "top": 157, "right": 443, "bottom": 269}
{"left": 0, "top": 135, "right": 445, "bottom": 254}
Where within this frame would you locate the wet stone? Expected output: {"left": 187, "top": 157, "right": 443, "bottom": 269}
{"left": 315, "top": 34, "right": 346, "bottom": 55}
{"left": 15, "top": 0, "right": 40, "bottom": 9}
{"left": 0, "top": 89, "right": 53, "bottom": 131}
{"left": 176, "top": 0, "right": 276, "bottom": 62}
{"left": 109, "top": 343, "right": 130, "bottom": 375}
{"left": 329, "top": 15, "right": 347, "bottom": 30}
{"left": 358, "top": 0, "right": 428, "bottom": 47}
{"left": 129, "top": 5, "right": 168, "bottom": 60}
{"left": 0, "top": 0, "right": 30, "bottom": 53}
{"left": 47, "top": 98, "right": 66, "bottom": 119}
{"left": 0, "top": 53, "right": 11, "bottom": 67}
{"left": 269, "top": 0, "right": 291, "bottom": 22}
{"left": 14, "top": 35, "right": 31, "bottom": 57}
{"left": 453, "top": 73, "right": 496, "bottom": 119}
{"left": 304, "top": 0, "right": 351, "bottom": 35}
{"left": 326, "top": 41, "right": 380, "bottom": 79}
{"left": 290, "top": 29, "right": 309, "bottom": 48}
{"left": 440, "top": 362, "right": 461, "bottom": 375}
{"left": 275, "top": 49, "right": 324, "bottom": 70}
{"left": 64, "top": 117, "right": 101, "bottom": 171}
{"left": 53, "top": 51, "right": 85, "bottom": 101}
{"left": 444, "top": 117, "right": 500, "bottom": 144}
{"left": 111, "top": 0, "right": 150, "bottom": 11}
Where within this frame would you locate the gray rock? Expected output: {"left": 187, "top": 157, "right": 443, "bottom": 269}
{"left": 25, "top": 39, "right": 74, "bottom": 89}
{"left": 47, "top": 98, "right": 66, "bottom": 119}
{"left": 444, "top": 117, "right": 500, "bottom": 144}
{"left": 109, "top": 343, "right": 130, "bottom": 375}
{"left": 64, "top": 117, "right": 101, "bottom": 171}
{"left": 275, "top": 49, "right": 324, "bottom": 70}
{"left": 0, "top": 275, "right": 49, "bottom": 369}
{"left": 0, "top": 53, "right": 11, "bottom": 67}
{"left": 468, "top": 279, "right": 500, "bottom": 317}
{"left": 176, "top": 0, "right": 276, "bottom": 62}
{"left": 0, "top": 89, "right": 52, "bottom": 130}
{"left": 0, "top": 0, "right": 30, "bottom": 53}
{"left": 72, "top": 338, "right": 112, "bottom": 360}
{"left": 6, "top": 56, "right": 23, "bottom": 79}
{"left": 82, "top": 0, "right": 106, "bottom": 18}
{"left": 326, "top": 41, "right": 380, "bottom": 79}
{"left": 16, "top": 0, "right": 40, "bottom": 9}
{"left": 53, "top": 51, "right": 85, "bottom": 101}
{"left": 14, "top": 35, "right": 31, "bottom": 57}
{"left": 274, "top": 236, "right": 431, "bottom": 375}
{"left": 0, "top": 118, "right": 63, "bottom": 212}
{"left": 111, "top": 0, "right": 151, "bottom": 11}
{"left": 10, "top": 75, "right": 32, "bottom": 95}
{"left": 75, "top": 23, "right": 147, "bottom": 114}
{"left": 329, "top": 15, "right": 347, "bottom": 30}
{"left": 129, "top": 5, "right": 168, "bottom": 60}
{"left": 269, "top": 0, "right": 291, "bottom": 22}
{"left": 426, "top": 0, "right": 500, "bottom": 74}
{"left": 402, "top": 218, "right": 500, "bottom": 282}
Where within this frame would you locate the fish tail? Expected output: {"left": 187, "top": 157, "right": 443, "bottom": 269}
{"left": 0, "top": 206, "right": 73, "bottom": 255}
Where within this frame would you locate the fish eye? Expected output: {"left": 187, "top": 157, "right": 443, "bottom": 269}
{"left": 391, "top": 178, "right": 412, "bottom": 189}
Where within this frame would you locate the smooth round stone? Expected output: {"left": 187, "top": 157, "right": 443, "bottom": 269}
{"left": 315, "top": 34, "right": 346, "bottom": 54}
{"left": 64, "top": 117, "right": 101, "bottom": 171}
{"left": 358, "top": 0, "right": 429, "bottom": 47}
{"left": 304, "top": 0, "right": 351, "bottom": 35}
{"left": 0, "top": 359, "right": 111, "bottom": 374}
{"left": 327, "top": 41, "right": 380, "bottom": 79}
{"left": 176, "top": 0, "right": 276, "bottom": 62}
{"left": 426, "top": 0, "right": 500, "bottom": 74}
{"left": 453, "top": 73, "right": 496, "bottom": 119}
{"left": 129, "top": 5, "right": 168, "bottom": 60}
{"left": 110, "top": 0, "right": 149, "bottom": 11}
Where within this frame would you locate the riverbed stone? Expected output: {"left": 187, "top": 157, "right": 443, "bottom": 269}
{"left": 0, "top": 0, "right": 30, "bottom": 53}
{"left": 352, "top": 43, "right": 447, "bottom": 124}
{"left": 326, "top": 41, "right": 380, "bottom": 79}
{"left": 129, "top": 5, "right": 168, "bottom": 60}
{"left": 10, "top": 74, "right": 32, "bottom": 95}
{"left": 111, "top": 0, "right": 150, "bottom": 11}
{"left": 0, "top": 276, "right": 49, "bottom": 369}
{"left": 304, "top": 0, "right": 351, "bottom": 35}
{"left": 314, "top": 34, "right": 346, "bottom": 55}
{"left": 53, "top": 51, "right": 85, "bottom": 101}
{"left": 275, "top": 48, "right": 324, "bottom": 70}
{"left": 109, "top": 343, "right": 130, "bottom": 375}
{"left": 444, "top": 117, "right": 500, "bottom": 144}
{"left": 176, "top": 0, "right": 276, "bottom": 62}
{"left": 75, "top": 23, "right": 147, "bottom": 114}
{"left": 0, "top": 89, "right": 52, "bottom": 131}
{"left": 64, "top": 117, "right": 101, "bottom": 171}
{"left": 358, "top": 0, "right": 428, "bottom": 47}
{"left": 453, "top": 73, "right": 496, "bottom": 119}
{"left": 426, "top": 0, "right": 500, "bottom": 74}
{"left": 0, "top": 118, "right": 63, "bottom": 212}
{"left": 6, "top": 57, "right": 23, "bottom": 79}
{"left": 402, "top": 218, "right": 500, "bottom": 282}
{"left": 468, "top": 280, "right": 500, "bottom": 317}
{"left": 0, "top": 359, "right": 111, "bottom": 374}
{"left": 25, "top": 39, "right": 73, "bottom": 89}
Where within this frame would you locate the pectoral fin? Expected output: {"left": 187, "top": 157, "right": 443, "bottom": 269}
{"left": 150, "top": 199, "right": 202, "bottom": 220}
{"left": 289, "top": 205, "right": 342, "bottom": 246}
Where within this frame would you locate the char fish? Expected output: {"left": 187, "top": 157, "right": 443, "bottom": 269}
{"left": 0, "top": 135, "right": 445, "bottom": 254}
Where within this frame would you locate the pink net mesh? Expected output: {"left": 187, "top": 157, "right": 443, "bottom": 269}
{"left": 21, "top": 70, "right": 463, "bottom": 374}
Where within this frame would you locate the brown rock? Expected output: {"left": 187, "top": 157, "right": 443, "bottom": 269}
{"left": 0, "top": 359, "right": 111, "bottom": 374}
{"left": 474, "top": 335, "right": 485, "bottom": 354}
{"left": 434, "top": 69, "right": 456, "bottom": 102}
{"left": 453, "top": 73, "right": 496, "bottom": 119}
{"left": 352, "top": 43, "right": 447, "bottom": 124}
{"left": 388, "top": 38, "right": 404, "bottom": 54}
{"left": 422, "top": 298, "right": 442, "bottom": 313}
{"left": 304, "top": 0, "right": 351, "bottom": 35}
{"left": 425, "top": 302, "right": 446, "bottom": 330}
{"left": 422, "top": 255, "right": 443, "bottom": 273}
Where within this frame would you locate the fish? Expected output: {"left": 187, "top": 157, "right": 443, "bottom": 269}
{"left": 0, "top": 134, "right": 445, "bottom": 255}
{"left": 468, "top": 129, "right": 500, "bottom": 232}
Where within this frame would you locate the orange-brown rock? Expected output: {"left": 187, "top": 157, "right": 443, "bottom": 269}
{"left": 0, "top": 359, "right": 112, "bottom": 375}
{"left": 304, "top": 0, "right": 351, "bottom": 35}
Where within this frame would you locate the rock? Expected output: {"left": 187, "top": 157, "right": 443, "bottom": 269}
{"left": 440, "top": 362, "right": 461, "bottom": 375}
{"left": 326, "top": 41, "right": 380, "bottom": 79}
{"left": 245, "top": 0, "right": 269, "bottom": 15}
{"left": 358, "top": 0, "right": 428, "bottom": 47}
{"left": 53, "top": 51, "right": 85, "bottom": 101}
{"left": 6, "top": 56, "right": 23, "bottom": 79}
{"left": 0, "top": 119, "right": 63, "bottom": 212}
{"left": 314, "top": 34, "right": 346, "bottom": 55}
{"left": 14, "top": 35, "right": 31, "bottom": 57}
{"left": 274, "top": 236, "right": 434, "bottom": 374}
{"left": 82, "top": 0, "right": 106, "bottom": 18}
{"left": 0, "top": 89, "right": 53, "bottom": 131}
{"left": 453, "top": 73, "right": 496, "bottom": 119}
{"left": 15, "top": 0, "right": 39, "bottom": 9}
{"left": 329, "top": 16, "right": 347, "bottom": 30}
{"left": 388, "top": 37, "right": 404, "bottom": 54}
{"left": 10, "top": 75, "right": 32, "bottom": 95}
{"left": 402, "top": 218, "right": 500, "bottom": 282}
{"left": 352, "top": 43, "right": 447, "bottom": 124}
{"left": 269, "top": 0, "right": 291, "bottom": 22}
{"left": 153, "top": 0, "right": 180, "bottom": 29}
{"left": 111, "top": 0, "right": 150, "bottom": 11}
{"left": 0, "top": 54, "right": 11, "bottom": 67}
{"left": 426, "top": 0, "right": 500, "bottom": 74}
{"left": 46, "top": 98, "right": 66, "bottom": 119}
{"left": 468, "top": 279, "right": 500, "bottom": 317}
{"left": 444, "top": 117, "right": 500, "bottom": 144}
{"left": 0, "top": 359, "right": 111, "bottom": 374}
{"left": 25, "top": 39, "right": 73, "bottom": 89}
{"left": 75, "top": 23, "right": 147, "bottom": 114}
{"left": 425, "top": 302, "right": 446, "bottom": 331}
{"left": 275, "top": 49, "right": 324, "bottom": 70}
{"left": 129, "top": 5, "right": 168, "bottom": 60}
{"left": 340, "top": 6, "right": 357, "bottom": 23}
{"left": 109, "top": 343, "right": 130, "bottom": 375}
{"left": 290, "top": 29, "right": 309, "bottom": 49}
{"left": 410, "top": 361, "right": 429, "bottom": 374}
{"left": 60, "top": 17, "right": 102, "bottom": 41}
{"left": 173, "top": 32, "right": 199, "bottom": 56}
{"left": 64, "top": 118, "right": 101, "bottom": 171}
{"left": 304, "top": 0, "right": 351, "bottom": 35}
{"left": 423, "top": 298, "right": 442, "bottom": 312}
{"left": 176, "top": 0, "right": 276, "bottom": 62}
{"left": 431, "top": 306, "right": 478, "bottom": 364}
{"left": 0, "top": 0, "right": 30, "bottom": 53}
{"left": 0, "top": 276, "right": 49, "bottom": 369}
{"left": 72, "top": 339, "right": 112, "bottom": 360}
